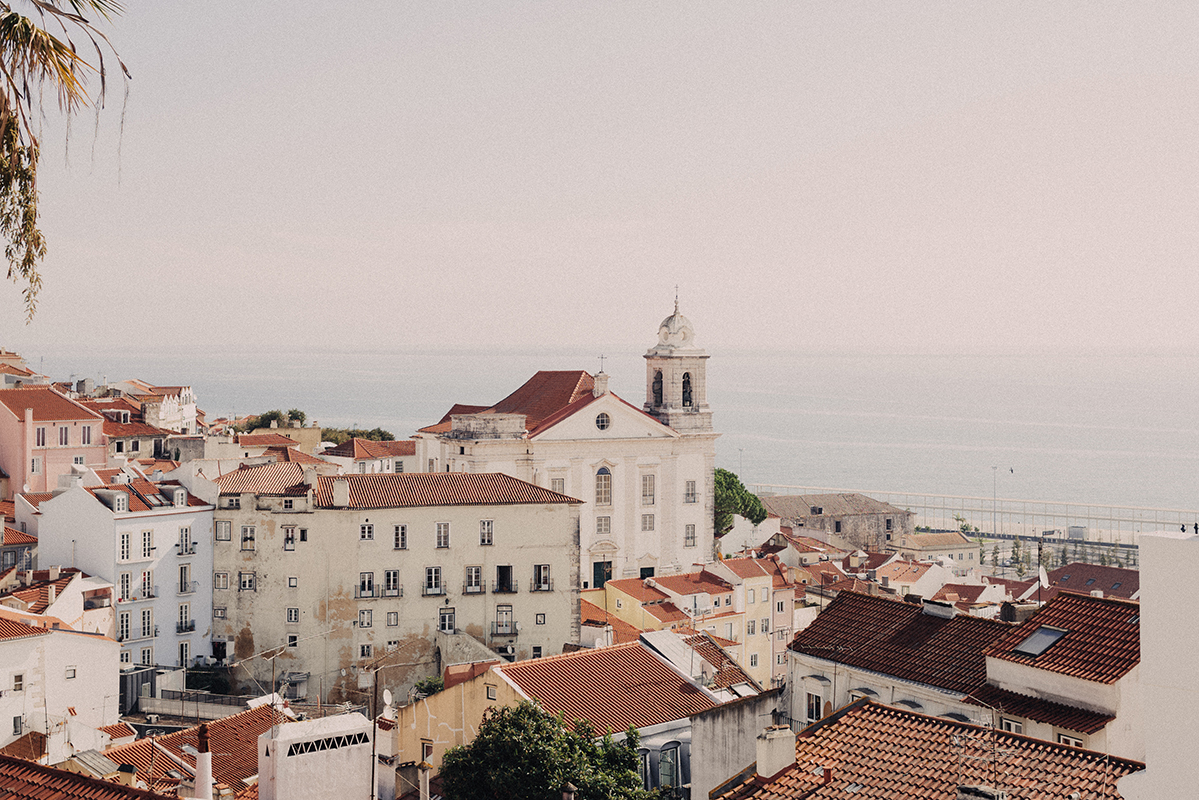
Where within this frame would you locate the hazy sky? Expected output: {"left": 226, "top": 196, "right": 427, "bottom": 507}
{"left": 3, "top": 3, "right": 1196, "bottom": 358}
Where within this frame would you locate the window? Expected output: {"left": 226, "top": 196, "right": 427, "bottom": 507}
{"left": 885, "top": 518, "right": 893, "bottom": 531}
{"left": 141, "top": 648, "right": 153, "bottom": 665}
{"left": 425, "top": 566, "right": 442, "bottom": 595}
{"left": 551, "top": 477, "right": 564, "bottom": 493}
{"left": 360, "top": 644, "right": 372, "bottom": 659}
{"left": 283, "top": 527, "right": 296, "bottom": 551}
{"left": 12, "top": 716, "right": 20, "bottom": 736}
{"left": 1058, "top": 733, "right": 1083, "bottom": 747}
{"left": 749, "top": 653, "right": 758, "bottom": 667}
{"left": 641, "top": 475, "right": 655, "bottom": 506}
{"left": 227, "top": 497, "right": 241, "bottom": 509}
{"left": 465, "top": 566, "right": 482, "bottom": 593}
{"left": 834, "top": 521, "right": 842, "bottom": 534}
{"left": 532, "top": 646, "right": 542, "bottom": 658}
{"left": 286, "top": 608, "right": 299, "bottom": 624}
{"left": 357, "top": 461, "right": 366, "bottom": 474}
{"left": 241, "top": 526, "right": 255, "bottom": 551}
{"left": 439, "top": 607, "right": 455, "bottom": 633}
{"left": 215, "top": 521, "right": 231, "bottom": 541}
{"left": 359, "top": 572, "right": 374, "bottom": 597}
{"left": 288, "top": 577, "right": 298, "bottom": 588}
{"left": 616, "top": 599, "right": 623, "bottom": 610}
{"left": 214, "top": 607, "right": 226, "bottom": 619}
{"left": 81, "top": 425, "right": 91, "bottom": 445}
{"left": 1012, "top": 626, "right": 1068, "bottom": 658}
{"left": 299, "top": 528, "right": 307, "bottom": 542}
{"left": 118, "top": 612, "right": 130, "bottom": 640}
{"left": 394, "top": 460, "right": 404, "bottom": 473}
{"left": 725, "top": 595, "right": 731, "bottom": 606}
{"left": 747, "top": 620, "right": 756, "bottom": 636}
{"left": 178, "top": 603, "right": 191, "bottom": 630}
{"left": 35, "top": 427, "right": 45, "bottom": 447}
{"left": 806, "top": 692, "right": 822, "bottom": 724}
{"left": 141, "top": 609, "right": 153, "bottom": 638}
{"left": 641, "top": 514, "right": 654, "bottom": 531}
{"left": 684, "top": 524, "right": 696, "bottom": 547}
{"left": 777, "top": 600, "right": 785, "bottom": 613}
{"left": 141, "top": 531, "right": 153, "bottom": 559}
{"left": 120, "top": 532, "right": 130, "bottom": 561}
{"left": 595, "top": 412, "right": 610, "bottom": 430}
{"left": 73, "top": 455, "right": 85, "bottom": 465}
{"left": 748, "top": 588, "right": 756, "bottom": 604}
{"left": 761, "top": 617, "right": 769, "bottom": 633}
{"left": 12, "top": 674, "right": 23, "bottom": 692}
{"left": 115, "top": 440, "right": 125, "bottom": 453}
{"left": 283, "top": 498, "right": 293, "bottom": 510}
{"left": 428, "top": 458, "right": 435, "bottom": 472}
{"left": 387, "top": 611, "right": 398, "bottom": 627}
{"left": 178, "top": 564, "right": 192, "bottom": 594}
{"left": 533, "top": 564, "right": 551, "bottom": 591}
{"left": 287, "top": 634, "right": 298, "bottom": 648}
{"left": 725, "top": 622, "right": 733, "bottom": 639}
{"left": 486, "top": 685, "right": 497, "bottom": 701}
{"left": 595, "top": 468, "right": 611, "bottom": 505}
{"left": 239, "top": 572, "right": 256, "bottom": 591}
{"left": 536, "top": 613, "right": 546, "bottom": 625}
{"left": 114, "top": 493, "right": 127, "bottom": 512}
{"left": 684, "top": 480, "right": 697, "bottom": 503}
{"left": 777, "top": 653, "right": 786, "bottom": 665}
{"left": 178, "top": 527, "right": 192, "bottom": 554}
{"left": 1000, "top": 718, "right": 1023, "bottom": 734}
{"left": 140, "top": 570, "right": 153, "bottom": 597}
{"left": 596, "top": 516, "right": 611, "bottom": 536}
{"left": 119, "top": 573, "right": 131, "bottom": 601}
{"left": 436, "top": 522, "right": 450, "bottom": 548}
{"left": 120, "top": 651, "right": 131, "bottom": 664}
{"left": 384, "top": 570, "right": 400, "bottom": 596}
{"left": 660, "top": 745, "right": 679, "bottom": 792}
{"left": 359, "top": 609, "right": 372, "bottom": 628}
{"left": 393, "top": 524, "right": 407, "bottom": 549}
{"left": 131, "top": 439, "right": 140, "bottom": 452}
{"left": 360, "top": 524, "right": 374, "bottom": 540}
{"left": 479, "top": 519, "right": 493, "bottom": 546}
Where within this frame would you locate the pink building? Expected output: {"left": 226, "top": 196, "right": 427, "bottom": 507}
{"left": 0, "top": 387, "right": 107, "bottom": 498}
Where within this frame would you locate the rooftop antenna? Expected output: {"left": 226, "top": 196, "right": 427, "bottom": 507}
{"left": 597, "top": 354, "right": 606, "bottom": 373}
{"left": 674, "top": 284, "right": 679, "bottom": 313}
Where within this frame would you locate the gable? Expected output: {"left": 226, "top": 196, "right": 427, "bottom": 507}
{"left": 531, "top": 393, "right": 676, "bottom": 442}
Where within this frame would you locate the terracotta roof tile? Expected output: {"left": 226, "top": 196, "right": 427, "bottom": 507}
{"left": 761, "top": 493, "right": 908, "bottom": 520}
{"left": 103, "top": 420, "right": 172, "bottom": 438}
{"left": 1, "top": 526, "right": 36, "bottom": 546}
{"left": 580, "top": 598, "right": 644, "bottom": 644}
{"left": 236, "top": 433, "right": 300, "bottom": 448}
{"left": 603, "top": 577, "right": 671, "bottom": 604}
{"left": 713, "top": 700, "right": 1142, "bottom": 799}
{"left": 83, "top": 480, "right": 206, "bottom": 513}
{"left": 642, "top": 601, "right": 689, "bottom": 623}
{"left": 719, "top": 557, "right": 772, "bottom": 580}
{"left": 443, "top": 659, "right": 502, "bottom": 691}
{"left": 0, "top": 753, "right": 176, "bottom": 799}
{"left": 985, "top": 592, "right": 1140, "bottom": 684}
{"left": 314, "top": 472, "right": 580, "bottom": 509}
{"left": 1047, "top": 562, "right": 1139, "bottom": 599}
{"left": 498, "top": 641, "right": 716, "bottom": 733}
{"left": 0, "top": 730, "right": 46, "bottom": 760}
{"left": 789, "top": 591, "right": 1011, "bottom": 694}
{"left": 322, "top": 438, "right": 416, "bottom": 460}
{"left": 262, "top": 446, "right": 327, "bottom": 465}
{"left": 965, "top": 684, "right": 1115, "bottom": 735}
{"left": 215, "top": 462, "right": 308, "bottom": 496}
{"left": 652, "top": 570, "right": 734, "bottom": 597}
{"left": 0, "top": 573, "right": 76, "bottom": 613}
{"left": 0, "top": 386, "right": 104, "bottom": 422}
{"left": 0, "top": 499, "right": 13, "bottom": 522}
{"left": 99, "top": 722, "right": 139, "bottom": 740}
{"left": 683, "top": 632, "right": 756, "bottom": 689}
{"left": 874, "top": 559, "right": 933, "bottom": 583}
{"left": 0, "top": 613, "right": 52, "bottom": 641}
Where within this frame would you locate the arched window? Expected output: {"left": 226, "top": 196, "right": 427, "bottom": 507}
{"left": 682, "top": 372, "right": 693, "bottom": 407}
{"left": 595, "top": 467, "right": 611, "bottom": 505}
{"left": 652, "top": 370, "right": 663, "bottom": 406}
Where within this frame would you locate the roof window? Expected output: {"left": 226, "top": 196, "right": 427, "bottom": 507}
{"left": 1111, "top": 582, "right": 1121, "bottom": 590}
{"left": 1061, "top": 574, "right": 1070, "bottom": 581}
{"left": 1012, "top": 625, "right": 1068, "bottom": 658}
{"left": 1085, "top": 578, "right": 1095, "bottom": 586}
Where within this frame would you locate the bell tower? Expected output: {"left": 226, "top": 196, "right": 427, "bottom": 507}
{"left": 644, "top": 300, "right": 713, "bottom": 434}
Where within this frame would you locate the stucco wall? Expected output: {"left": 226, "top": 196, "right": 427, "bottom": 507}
{"left": 690, "top": 689, "right": 781, "bottom": 799}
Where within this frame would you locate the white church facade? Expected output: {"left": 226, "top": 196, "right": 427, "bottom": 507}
{"left": 413, "top": 304, "right": 718, "bottom": 587}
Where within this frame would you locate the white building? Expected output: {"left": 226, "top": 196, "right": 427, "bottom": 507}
{"left": 21, "top": 474, "right": 215, "bottom": 669}
{"left": 258, "top": 712, "right": 378, "bottom": 800}
{"left": 0, "top": 605, "right": 119, "bottom": 764}
{"left": 414, "top": 304, "right": 718, "bottom": 588}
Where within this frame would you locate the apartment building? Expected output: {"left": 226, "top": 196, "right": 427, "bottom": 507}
{"left": 0, "top": 387, "right": 107, "bottom": 500}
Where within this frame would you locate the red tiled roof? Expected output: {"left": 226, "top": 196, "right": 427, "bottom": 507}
{"left": 798, "top": 561, "right": 845, "bottom": 585}
{"left": 986, "top": 592, "right": 1140, "bottom": 684}
{"left": 419, "top": 403, "right": 489, "bottom": 434}
{"left": 136, "top": 459, "right": 181, "bottom": 474}
{"left": 16, "top": 492, "right": 53, "bottom": 510}
{"left": 0, "top": 613, "right": 51, "bottom": 642}
{"left": 642, "top": 601, "right": 689, "bottom": 624}
{"left": 0, "top": 573, "right": 75, "bottom": 614}
{"left": 99, "top": 722, "right": 139, "bottom": 740}
{"left": 236, "top": 433, "right": 300, "bottom": 448}
{"left": 1047, "top": 562, "right": 1139, "bottom": 599}
{"left": 443, "top": 659, "right": 502, "bottom": 691}
{"left": 789, "top": 591, "right": 1011, "bottom": 695}
{"left": 965, "top": 684, "right": 1115, "bottom": 735}
{"left": 0, "top": 387, "right": 103, "bottom": 422}
{"left": 684, "top": 633, "right": 756, "bottom": 689}
{"left": 322, "top": 437, "right": 416, "bottom": 460}
{"left": 103, "top": 420, "right": 172, "bottom": 438}
{"left": 314, "top": 472, "right": 580, "bottom": 509}
{"left": 262, "top": 446, "right": 327, "bottom": 465}
{"left": 0, "top": 500, "right": 16, "bottom": 522}
{"left": 874, "top": 559, "right": 933, "bottom": 584}
{"left": 84, "top": 479, "right": 206, "bottom": 513}
{"left": 719, "top": 557, "right": 772, "bottom": 580}
{"left": 2, "top": 526, "right": 36, "bottom": 546}
{"left": 0, "top": 730, "right": 46, "bottom": 760}
{"left": 580, "top": 598, "right": 644, "bottom": 644}
{"left": 0, "top": 753, "right": 175, "bottom": 799}
{"left": 604, "top": 577, "right": 671, "bottom": 604}
{"left": 931, "top": 584, "right": 988, "bottom": 606}
{"left": 216, "top": 462, "right": 308, "bottom": 495}
{"left": 652, "top": 570, "right": 734, "bottom": 597}
{"left": 499, "top": 641, "right": 716, "bottom": 733}
{"left": 713, "top": 700, "right": 1142, "bottom": 800}
{"left": 985, "top": 576, "right": 1036, "bottom": 599}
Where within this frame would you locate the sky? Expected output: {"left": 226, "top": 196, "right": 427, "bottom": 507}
{"left": 2, "top": 2, "right": 1196, "bottom": 358}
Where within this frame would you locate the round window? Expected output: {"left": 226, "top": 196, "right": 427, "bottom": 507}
{"left": 595, "top": 413, "right": 611, "bottom": 431}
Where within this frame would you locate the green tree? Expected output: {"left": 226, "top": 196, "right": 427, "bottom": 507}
{"left": 713, "top": 468, "right": 767, "bottom": 538}
{"left": 1, "top": 1, "right": 128, "bottom": 320}
{"left": 413, "top": 675, "right": 443, "bottom": 697}
{"left": 439, "top": 701, "right": 654, "bottom": 800}
{"left": 320, "top": 426, "right": 395, "bottom": 445}
{"left": 990, "top": 545, "right": 999, "bottom": 569}
{"left": 286, "top": 408, "right": 307, "bottom": 425}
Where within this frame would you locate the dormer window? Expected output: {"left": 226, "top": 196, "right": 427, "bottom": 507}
{"left": 174, "top": 489, "right": 186, "bottom": 507}
{"left": 114, "top": 494, "right": 128, "bottom": 513}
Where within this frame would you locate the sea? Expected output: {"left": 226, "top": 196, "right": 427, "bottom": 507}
{"left": 30, "top": 348, "right": 1199, "bottom": 514}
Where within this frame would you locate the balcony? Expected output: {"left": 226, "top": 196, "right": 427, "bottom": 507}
{"left": 355, "top": 586, "right": 377, "bottom": 599}
{"left": 176, "top": 542, "right": 198, "bottom": 556}
{"left": 176, "top": 620, "right": 196, "bottom": 634}
{"left": 492, "top": 579, "right": 518, "bottom": 594}
{"left": 491, "top": 621, "right": 518, "bottom": 636}
{"left": 422, "top": 585, "right": 445, "bottom": 597}
{"left": 83, "top": 597, "right": 111, "bottom": 610}
{"left": 463, "top": 583, "right": 484, "bottom": 595}
{"left": 121, "top": 624, "right": 160, "bottom": 642}
{"left": 382, "top": 586, "right": 402, "bottom": 598}
{"left": 178, "top": 581, "right": 198, "bottom": 595}
{"left": 529, "top": 578, "right": 554, "bottom": 593}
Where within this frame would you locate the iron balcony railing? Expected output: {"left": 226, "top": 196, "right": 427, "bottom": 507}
{"left": 176, "top": 620, "right": 196, "bottom": 634}
{"left": 491, "top": 621, "right": 517, "bottom": 636}
{"left": 492, "top": 579, "right": 518, "bottom": 594}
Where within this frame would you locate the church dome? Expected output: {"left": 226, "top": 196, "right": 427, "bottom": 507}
{"left": 656, "top": 301, "right": 696, "bottom": 349}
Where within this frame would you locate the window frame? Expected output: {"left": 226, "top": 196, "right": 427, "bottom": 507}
{"left": 595, "top": 467, "right": 612, "bottom": 505}
{"left": 436, "top": 522, "right": 451, "bottom": 549}
{"left": 394, "top": 524, "right": 407, "bottom": 550}
{"left": 479, "top": 519, "right": 493, "bottom": 546}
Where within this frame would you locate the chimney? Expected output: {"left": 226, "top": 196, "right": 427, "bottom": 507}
{"left": 923, "top": 599, "right": 957, "bottom": 619}
{"left": 823, "top": 767, "right": 834, "bottom": 785}
{"left": 418, "top": 760, "right": 432, "bottom": 800}
{"left": 755, "top": 725, "right": 797, "bottom": 780}
{"left": 332, "top": 478, "right": 349, "bottom": 508}
{"left": 881, "top": 575, "right": 890, "bottom": 588}
{"left": 592, "top": 372, "right": 609, "bottom": 397}
{"left": 195, "top": 723, "right": 214, "bottom": 800}
{"left": 46, "top": 584, "right": 56, "bottom": 605}
{"left": 290, "top": 419, "right": 301, "bottom": 428}
{"left": 269, "top": 419, "right": 278, "bottom": 428}
{"left": 48, "top": 565, "right": 60, "bottom": 581}
{"left": 114, "top": 764, "right": 137, "bottom": 787}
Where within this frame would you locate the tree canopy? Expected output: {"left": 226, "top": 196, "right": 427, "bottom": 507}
{"left": 1, "top": 1, "right": 128, "bottom": 319}
{"left": 320, "top": 426, "right": 394, "bottom": 445}
{"left": 439, "top": 701, "right": 654, "bottom": 800}
{"left": 714, "top": 467, "right": 767, "bottom": 538}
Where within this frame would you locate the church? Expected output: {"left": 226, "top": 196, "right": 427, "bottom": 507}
{"left": 414, "top": 303, "right": 719, "bottom": 587}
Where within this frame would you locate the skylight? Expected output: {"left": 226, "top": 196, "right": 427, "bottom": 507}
{"left": 1111, "top": 582, "right": 1122, "bottom": 590}
{"left": 1012, "top": 625, "right": 1068, "bottom": 657}
{"left": 1084, "top": 578, "right": 1095, "bottom": 586}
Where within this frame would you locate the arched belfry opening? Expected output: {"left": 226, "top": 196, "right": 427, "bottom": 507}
{"left": 643, "top": 301, "right": 712, "bottom": 433}
{"left": 682, "top": 372, "right": 692, "bottom": 407}
{"left": 652, "top": 371, "right": 663, "bottom": 406}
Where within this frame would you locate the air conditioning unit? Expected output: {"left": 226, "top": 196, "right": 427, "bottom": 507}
{"left": 147, "top": 714, "right": 160, "bottom": 724}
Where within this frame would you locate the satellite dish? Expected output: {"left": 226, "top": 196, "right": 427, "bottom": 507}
{"left": 383, "top": 689, "right": 393, "bottom": 707}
